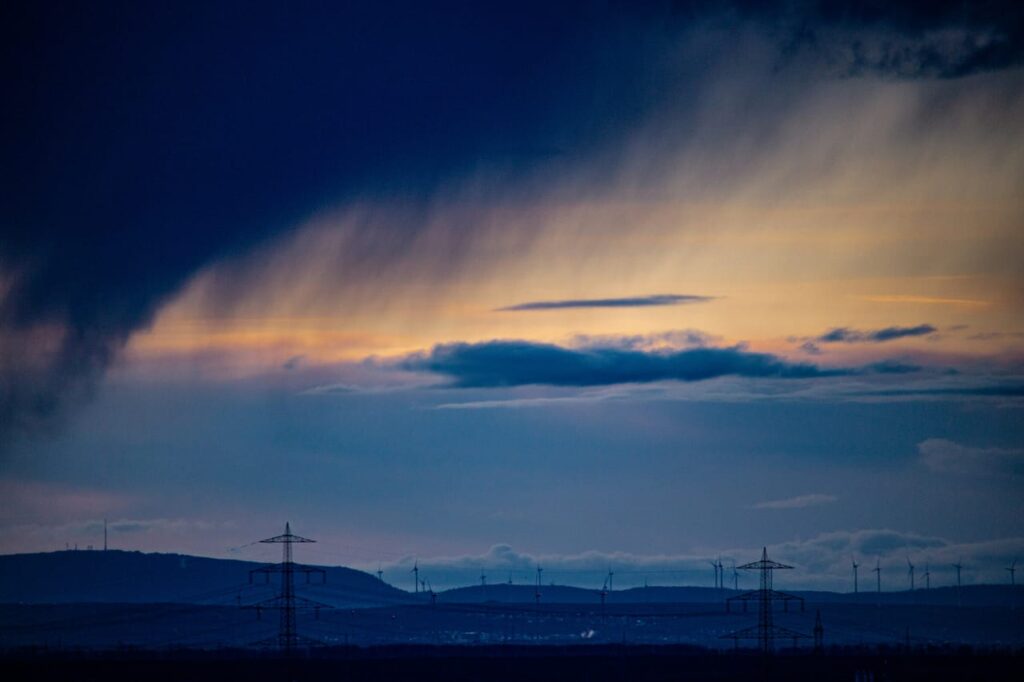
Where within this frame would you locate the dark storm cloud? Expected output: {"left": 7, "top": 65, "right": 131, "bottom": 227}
{"left": 0, "top": 1, "right": 687, "bottom": 443}
{"left": 731, "top": 0, "right": 1024, "bottom": 78}
{"left": 2, "top": 0, "right": 1020, "bottom": 445}
{"left": 817, "top": 324, "right": 937, "bottom": 343}
{"left": 496, "top": 294, "right": 713, "bottom": 311}
{"left": 401, "top": 340, "right": 847, "bottom": 388}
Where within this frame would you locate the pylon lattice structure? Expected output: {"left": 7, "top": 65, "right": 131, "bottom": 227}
{"left": 243, "top": 522, "right": 332, "bottom": 652}
{"left": 723, "top": 547, "right": 809, "bottom": 653}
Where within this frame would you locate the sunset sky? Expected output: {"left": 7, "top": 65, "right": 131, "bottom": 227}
{"left": 2, "top": 1, "right": 1022, "bottom": 591}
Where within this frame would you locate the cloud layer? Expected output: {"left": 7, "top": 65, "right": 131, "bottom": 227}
{"left": 377, "top": 529, "right": 1024, "bottom": 591}
{"left": 918, "top": 438, "right": 1024, "bottom": 476}
{"left": 401, "top": 340, "right": 845, "bottom": 388}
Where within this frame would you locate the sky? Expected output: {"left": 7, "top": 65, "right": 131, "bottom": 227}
{"left": 1, "top": 0, "right": 1023, "bottom": 592}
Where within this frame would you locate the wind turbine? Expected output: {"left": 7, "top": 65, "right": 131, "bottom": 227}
{"left": 731, "top": 560, "right": 739, "bottom": 591}
{"left": 411, "top": 560, "right": 419, "bottom": 594}
{"left": 952, "top": 558, "right": 963, "bottom": 607}
{"left": 906, "top": 557, "right": 915, "bottom": 591}
{"left": 923, "top": 563, "right": 930, "bottom": 590}
{"left": 535, "top": 566, "right": 543, "bottom": 606}
{"left": 717, "top": 556, "right": 725, "bottom": 590}
{"left": 851, "top": 556, "right": 859, "bottom": 595}
{"left": 1009, "top": 559, "right": 1018, "bottom": 611}
{"left": 873, "top": 558, "right": 882, "bottom": 603}
{"left": 480, "top": 568, "right": 487, "bottom": 587}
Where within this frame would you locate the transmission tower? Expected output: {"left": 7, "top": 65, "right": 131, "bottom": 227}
{"left": 243, "top": 523, "right": 331, "bottom": 652}
{"left": 723, "top": 547, "right": 808, "bottom": 653}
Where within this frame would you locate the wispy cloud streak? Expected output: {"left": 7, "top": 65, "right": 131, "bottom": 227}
{"left": 754, "top": 494, "right": 838, "bottom": 510}
{"left": 496, "top": 294, "right": 713, "bottom": 311}
{"left": 818, "top": 324, "right": 937, "bottom": 344}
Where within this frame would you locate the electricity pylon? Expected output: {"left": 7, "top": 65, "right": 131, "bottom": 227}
{"left": 243, "top": 523, "right": 331, "bottom": 652}
{"left": 723, "top": 547, "right": 808, "bottom": 653}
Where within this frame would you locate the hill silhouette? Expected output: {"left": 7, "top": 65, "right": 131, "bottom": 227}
{"left": 0, "top": 550, "right": 412, "bottom": 607}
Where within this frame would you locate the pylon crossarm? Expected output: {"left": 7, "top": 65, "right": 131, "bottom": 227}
{"left": 726, "top": 591, "right": 761, "bottom": 603}
{"left": 772, "top": 590, "right": 804, "bottom": 604}
{"left": 737, "top": 559, "right": 794, "bottom": 570}
{"left": 251, "top": 633, "right": 324, "bottom": 648}
{"left": 250, "top": 563, "right": 325, "bottom": 575}
{"left": 259, "top": 534, "right": 316, "bottom": 544}
{"left": 722, "top": 625, "right": 810, "bottom": 640}
{"left": 244, "top": 595, "right": 333, "bottom": 610}
{"left": 720, "top": 625, "right": 762, "bottom": 639}
{"left": 769, "top": 625, "right": 811, "bottom": 639}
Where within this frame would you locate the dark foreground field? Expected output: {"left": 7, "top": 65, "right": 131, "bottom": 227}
{"left": 3, "top": 646, "right": 1022, "bottom": 682}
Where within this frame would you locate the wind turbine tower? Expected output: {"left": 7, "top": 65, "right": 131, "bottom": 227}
{"left": 851, "top": 556, "right": 859, "bottom": 595}
{"left": 873, "top": 558, "right": 881, "bottom": 605}
{"left": 411, "top": 560, "right": 419, "bottom": 594}
{"left": 953, "top": 559, "right": 963, "bottom": 607}
{"left": 906, "top": 558, "right": 915, "bottom": 591}
{"left": 923, "top": 563, "right": 930, "bottom": 590}
{"left": 1007, "top": 559, "right": 1016, "bottom": 610}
